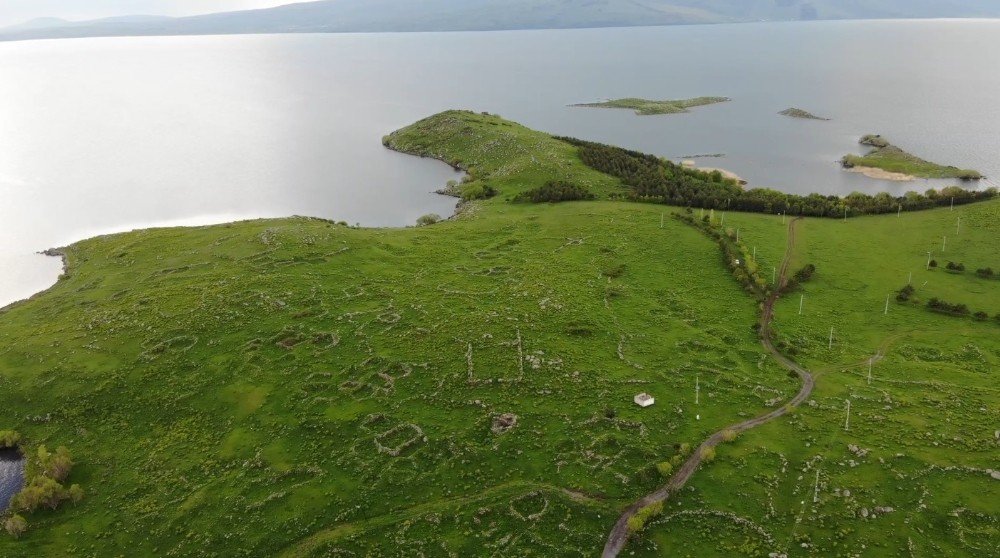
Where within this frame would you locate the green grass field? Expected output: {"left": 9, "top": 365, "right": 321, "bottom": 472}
{"left": 571, "top": 97, "right": 731, "bottom": 116}
{"left": 1, "top": 111, "right": 996, "bottom": 556}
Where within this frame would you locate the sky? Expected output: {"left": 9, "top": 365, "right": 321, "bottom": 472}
{"left": 0, "top": 1, "right": 291, "bottom": 27}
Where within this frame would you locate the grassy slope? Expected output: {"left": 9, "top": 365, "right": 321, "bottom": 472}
{"left": 842, "top": 136, "right": 982, "bottom": 180}
{"left": 572, "top": 97, "right": 731, "bottom": 116}
{"left": 1, "top": 111, "right": 996, "bottom": 556}
{"left": 0, "top": 113, "right": 793, "bottom": 556}
{"left": 634, "top": 202, "right": 1000, "bottom": 556}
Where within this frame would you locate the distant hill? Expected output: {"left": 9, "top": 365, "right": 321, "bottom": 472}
{"left": 2, "top": 0, "right": 999, "bottom": 42}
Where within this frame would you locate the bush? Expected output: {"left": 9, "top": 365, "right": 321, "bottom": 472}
{"left": 929, "top": 260, "right": 938, "bottom": 268}
{"left": 459, "top": 182, "right": 497, "bottom": 201}
{"left": 722, "top": 429, "right": 738, "bottom": 443}
{"left": 3, "top": 514, "right": 27, "bottom": 539}
{"left": 415, "top": 214, "right": 441, "bottom": 227}
{"left": 0, "top": 430, "right": 20, "bottom": 449}
{"left": 793, "top": 264, "right": 817, "bottom": 283}
{"left": 67, "top": 484, "right": 85, "bottom": 505}
{"left": 973, "top": 311, "right": 989, "bottom": 321}
{"left": 514, "top": 180, "right": 595, "bottom": 203}
{"left": 945, "top": 261, "right": 966, "bottom": 272}
{"left": 11, "top": 476, "right": 67, "bottom": 513}
{"left": 976, "top": 267, "right": 995, "bottom": 279}
{"left": 700, "top": 447, "right": 717, "bottom": 462}
{"left": 927, "top": 298, "right": 970, "bottom": 316}
{"left": 656, "top": 461, "right": 674, "bottom": 478}
{"left": 896, "top": 284, "right": 916, "bottom": 302}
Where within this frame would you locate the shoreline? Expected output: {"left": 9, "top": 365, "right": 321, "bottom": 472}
{"left": 844, "top": 165, "right": 916, "bottom": 182}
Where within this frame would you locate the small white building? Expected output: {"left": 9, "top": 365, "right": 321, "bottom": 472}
{"left": 634, "top": 393, "right": 655, "bottom": 408}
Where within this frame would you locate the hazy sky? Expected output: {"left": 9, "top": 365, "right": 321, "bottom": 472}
{"left": 0, "top": 1, "right": 291, "bottom": 27}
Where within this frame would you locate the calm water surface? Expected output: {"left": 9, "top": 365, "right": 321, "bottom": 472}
{"left": 0, "top": 448, "right": 25, "bottom": 511}
{"left": 1, "top": 20, "right": 999, "bottom": 307}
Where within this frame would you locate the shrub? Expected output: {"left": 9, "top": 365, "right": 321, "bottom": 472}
{"left": 3, "top": 514, "right": 27, "bottom": 539}
{"left": 11, "top": 476, "right": 66, "bottom": 513}
{"left": 67, "top": 484, "right": 85, "bottom": 505}
{"left": 793, "top": 264, "right": 817, "bottom": 283}
{"left": 722, "top": 429, "right": 738, "bottom": 442}
{"left": 976, "top": 267, "right": 995, "bottom": 279}
{"left": 415, "top": 214, "right": 441, "bottom": 227}
{"left": 656, "top": 461, "right": 674, "bottom": 478}
{"left": 700, "top": 447, "right": 717, "bottom": 462}
{"left": 927, "top": 298, "right": 970, "bottom": 316}
{"left": 973, "top": 311, "right": 989, "bottom": 321}
{"left": 601, "top": 263, "right": 626, "bottom": 279}
{"left": 945, "top": 261, "right": 965, "bottom": 272}
{"left": 514, "top": 180, "right": 595, "bottom": 203}
{"left": 459, "top": 182, "right": 497, "bottom": 201}
{"left": 0, "top": 430, "right": 20, "bottom": 449}
{"left": 896, "top": 284, "right": 916, "bottom": 302}
{"left": 41, "top": 446, "right": 74, "bottom": 483}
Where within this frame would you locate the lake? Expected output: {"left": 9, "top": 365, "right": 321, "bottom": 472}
{"left": 2, "top": 19, "right": 999, "bottom": 307}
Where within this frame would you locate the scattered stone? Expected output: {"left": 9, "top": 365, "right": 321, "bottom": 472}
{"left": 491, "top": 413, "right": 518, "bottom": 435}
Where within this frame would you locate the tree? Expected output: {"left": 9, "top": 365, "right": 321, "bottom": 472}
{"left": 3, "top": 514, "right": 27, "bottom": 539}
{"left": 67, "top": 484, "right": 85, "bottom": 505}
{"left": 415, "top": 214, "right": 441, "bottom": 227}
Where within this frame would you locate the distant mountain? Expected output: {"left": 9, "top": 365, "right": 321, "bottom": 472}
{"left": 2, "top": 0, "right": 999, "bottom": 42}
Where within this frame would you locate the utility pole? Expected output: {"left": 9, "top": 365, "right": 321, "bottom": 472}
{"left": 957, "top": 217, "right": 961, "bottom": 236}
{"left": 736, "top": 228, "right": 740, "bottom": 243}
{"left": 867, "top": 358, "right": 873, "bottom": 385}
{"left": 908, "top": 271, "right": 913, "bottom": 285}
{"left": 773, "top": 267, "right": 777, "bottom": 286}
{"left": 942, "top": 236, "right": 947, "bottom": 252}
{"left": 721, "top": 213, "right": 726, "bottom": 227}
{"left": 829, "top": 327, "right": 834, "bottom": 349}
{"left": 926, "top": 252, "right": 932, "bottom": 270}
{"left": 844, "top": 206, "right": 848, "bottom": 222}
{"left": 695, "top": 374, "right": 700, "bottom": 405}
{"left": 660, "top": 212, "right": 664, "bottom": 229}
{"left": 885, "top": 294, "right": 891, "bottom": 315}
{"left": 844, "top": 399, "right": 851, "bottom": 431}
{"left": 898, "top": 204, "right": 902, "bottom": 218}
{"left": 753, "top": 246, "right": 757, "bottom": 261}
{"left": 951, "top": 197, "right": 955, "bottom": 211}
{"left": 799, "top": 295, "right": 804, "bottom": 315}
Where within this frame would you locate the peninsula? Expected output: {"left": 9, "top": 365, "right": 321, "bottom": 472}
{"left": 841, "top": 134, "right": 983, "bottom": 181}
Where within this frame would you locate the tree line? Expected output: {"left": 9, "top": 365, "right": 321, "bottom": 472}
{"left": 556, "top": 137, "right": 998, "bottom": 217}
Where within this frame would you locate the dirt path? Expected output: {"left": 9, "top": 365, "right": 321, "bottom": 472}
{"left": 602, "top": 218, "right": 812, "bottom": 557}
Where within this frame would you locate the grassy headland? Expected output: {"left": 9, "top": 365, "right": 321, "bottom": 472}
{"left": 842, "top": 134, "right": 983, "bottom": 181}
{"left": 779, "top": 107, "right": 830, "bottom": 120}
{"left": 571, "top": 96, "right": 731, "bottom": 115}
{"left": 1, "top": 110, "right": 997, "bottom": 556}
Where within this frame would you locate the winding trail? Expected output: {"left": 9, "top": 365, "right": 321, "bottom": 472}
{"left": 602, "top": 217, "right": 812, "bottom": 557}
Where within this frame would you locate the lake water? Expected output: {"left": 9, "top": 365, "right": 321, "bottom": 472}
{"left": 0, "top": 448, "right": 25, "bottom": 511}
{"left": 2, "top": 19, "right": 999, "bottom": 307}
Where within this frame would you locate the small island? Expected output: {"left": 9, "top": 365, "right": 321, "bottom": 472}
{"left": 841, "top": 135, "right": 983, "bottom": 181}
{"left": 779, "top": 107, "right": 829, "bottom": 120}
{"left": 571, "top": 96, "right": 730, "bottom": 116}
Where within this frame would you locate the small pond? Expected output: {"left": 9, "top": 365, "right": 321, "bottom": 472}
{"left": 0, "top": 447, "right": 25, "bottom": 511}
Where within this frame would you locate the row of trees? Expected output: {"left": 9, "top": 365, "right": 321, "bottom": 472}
{"left": 557, "top": 137, "right": 998, "bottom": 217}
{"left": 514, "top": 180, "right": 595, "bottom": 203}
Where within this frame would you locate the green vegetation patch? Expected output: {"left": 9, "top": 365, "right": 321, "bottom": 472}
{"left": 572, "top": 96, "right": 731, "bottom": 115}
{"left": 842, "top": 134, "right": 983, "bottom": 180}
